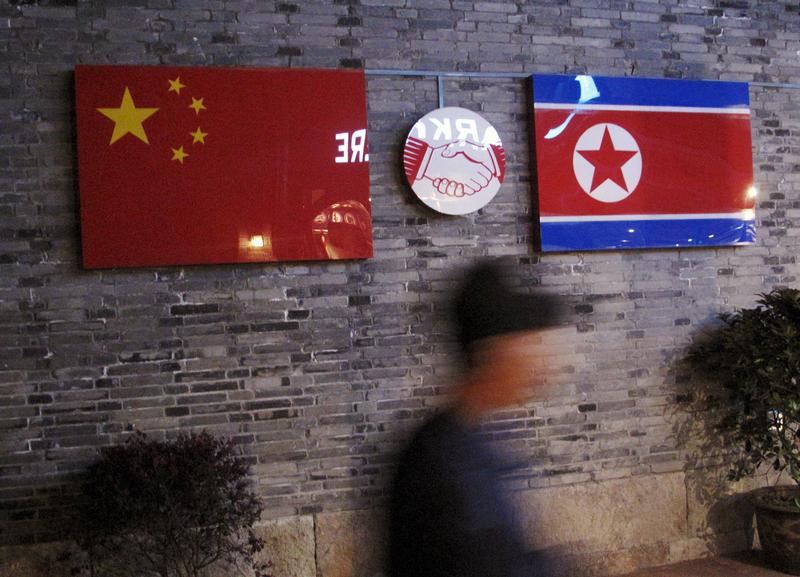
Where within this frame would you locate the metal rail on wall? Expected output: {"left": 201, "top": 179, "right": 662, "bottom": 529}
{"left": 364, "top": 68, "right": 800, "bottom": 109}
{"left": 366, "top": 69, "right": 531, "bottom": 108}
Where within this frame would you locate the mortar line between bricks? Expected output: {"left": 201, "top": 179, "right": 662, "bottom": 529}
{"left": 366, "top": 69, "right": 800, "bottom": 91}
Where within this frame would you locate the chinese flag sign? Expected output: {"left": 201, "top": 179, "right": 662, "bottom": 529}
{"left": 75, "top": 65, "right": 372, "bottom": 268}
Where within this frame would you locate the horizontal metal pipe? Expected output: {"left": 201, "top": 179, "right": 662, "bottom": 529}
{"left": 750, "top": 81, "right": 800, "bottom": 90}
{"left": 365, "top": 69, "right": 800, "bottom": 90}
{"left": 365, "top": 69, "right": 530, "bottom": 79}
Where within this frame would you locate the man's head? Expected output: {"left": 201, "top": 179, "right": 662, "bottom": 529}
{"left": 452, "top": 260, "right": 569, "bottom": 412}
{"left": 453, "top": 260, "right": 567, "bottom": 362}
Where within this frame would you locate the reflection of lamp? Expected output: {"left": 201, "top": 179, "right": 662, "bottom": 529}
{"left": 576, "top": 75, "right": 601, "bottom": 102}
{"left": 544, "top": 75, "right": 601, "bottom": 140}
{"left": 238, "top": 230, "right": 273, "bottom": 260}
{"left": 747, "top": 185, "right": 758, "bottom": 200}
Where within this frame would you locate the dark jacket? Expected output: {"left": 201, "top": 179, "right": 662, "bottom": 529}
{"left": 387, "top": 410, "right": 535, "bottom": 577}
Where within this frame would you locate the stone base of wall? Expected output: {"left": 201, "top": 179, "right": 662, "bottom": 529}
{"left": 508, "top": 469, "right": 757, "bottom": 576}
{"left": 1, "top": 471, "right": 785, "bottom": 577}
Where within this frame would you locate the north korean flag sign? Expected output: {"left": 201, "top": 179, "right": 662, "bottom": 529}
{"left": 532, "top": 74, "right": 755, "bottom": 252}
{"left": 75, "top": 65, "right": 372, "bottom": 268}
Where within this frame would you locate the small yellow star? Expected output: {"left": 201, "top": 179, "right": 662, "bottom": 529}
{"left": 189, "top": 97, "right": 206, "bottom": 115}
{"left": 190, "top": 127, "right": 208, "bottom": 144}
{"left": 171, "top": 146, "right": 189, "bottom": 164}
{"left": 168, "top": 77, "right": 186, "bottom": 95}
{"left": 97, "top": 87, "right": 159, "bottom": 145}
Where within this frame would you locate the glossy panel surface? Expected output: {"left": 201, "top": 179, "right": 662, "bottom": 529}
{"left": 532, "top": 74, "right": 755, "bottom": 252}
{"left": 76, "top": 65, "right": 371, "bottom": 268}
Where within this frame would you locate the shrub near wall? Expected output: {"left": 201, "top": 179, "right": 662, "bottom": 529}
{"left": 1, "top": 1, "right": 800, "bottom": 575}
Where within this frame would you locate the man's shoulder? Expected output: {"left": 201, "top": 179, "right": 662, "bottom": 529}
{"left": 396, "top": 409, "right": 478, "bottom": 475}
{"left": 390, "top": 410, "right": 467, "bottom": 513}
{"left": 405, "top": 409, "right": 462, "bottom": 450}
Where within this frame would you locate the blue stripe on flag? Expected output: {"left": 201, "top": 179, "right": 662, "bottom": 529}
{"left": 540, "top": 218, "right": 756, "bottom": 252}
{"left": 532, "top": 74, "right": 749, "bottom": 109}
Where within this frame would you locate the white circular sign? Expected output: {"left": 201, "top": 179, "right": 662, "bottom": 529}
{"left": 573, "top": 123, "right": 642, "bottom": 203}
{"left": 403, "top": 107, "right": 506, "bottom": 215}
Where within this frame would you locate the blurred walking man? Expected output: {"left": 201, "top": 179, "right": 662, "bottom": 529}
{"left": 388, "top": 260, "right": 567, "bottom": 577}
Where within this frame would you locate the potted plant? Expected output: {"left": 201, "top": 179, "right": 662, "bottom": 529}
{"left": 72, "top": 431, "right": 270, "bottom": 577}
{"left": 689, "top": 288, "right": 800, "bottom": 574}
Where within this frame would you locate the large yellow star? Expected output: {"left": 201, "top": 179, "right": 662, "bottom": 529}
{"left": 97, "top": 87, "right": 159, "bottom": 145}
{"left": 168, "top": 77, "right": 186, "bottom": 95}
{"left": 189, "top": 97, "right": 206, "bottom": 115}
{"left": 171, "top": 146, "right": 189, "bottom": 164}
{"left": 190, "top": 127, "right": 207, "bottom": 144}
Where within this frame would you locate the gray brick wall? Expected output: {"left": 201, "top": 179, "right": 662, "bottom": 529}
{"left": 1, "top": 0, "right": 799, "bottom": 547}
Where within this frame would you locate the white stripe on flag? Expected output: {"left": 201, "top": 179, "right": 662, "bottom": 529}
{"left": 540, "top": 211, "right": 756, "bottom": 223}
{"left": 533, "top": 103, "right": 750, "bottom": 115}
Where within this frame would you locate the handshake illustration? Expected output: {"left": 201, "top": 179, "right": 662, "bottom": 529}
{"left": 404, "top": 137, "right": 505, "bottom": 197}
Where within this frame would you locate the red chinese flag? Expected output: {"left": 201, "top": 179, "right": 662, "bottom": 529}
{"left": 75, "top": 65, "right": 372, "bottom": 268}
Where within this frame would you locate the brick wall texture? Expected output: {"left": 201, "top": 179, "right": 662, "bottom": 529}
{"left": 1, "top": 0, "right": 800, "bottom": 549}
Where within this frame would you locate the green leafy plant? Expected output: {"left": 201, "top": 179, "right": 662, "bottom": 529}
{"left": 689, "top": 288, "right": 800, "bottom": 504}
{"left": 73, "top": 431, "right": 270, "bottom": 577}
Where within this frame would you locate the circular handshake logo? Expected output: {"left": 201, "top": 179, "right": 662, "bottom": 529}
{"left": 403, "top": 107, "right": 506, "bottom": 215}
